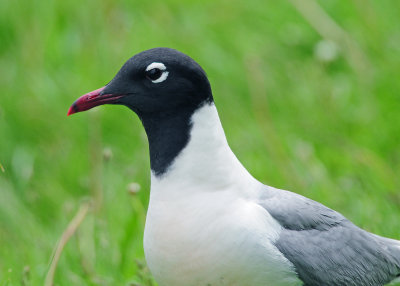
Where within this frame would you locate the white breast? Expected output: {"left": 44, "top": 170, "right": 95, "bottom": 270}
{"left": 143, "top": 103, "right": 301, "bottom": 286}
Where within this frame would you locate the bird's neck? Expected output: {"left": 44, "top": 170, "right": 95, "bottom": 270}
{"left": 139, "top": 103, "right": 198, "bottom": 177}
{"left": 142, "top": 102, "right": 255, "bottom": 195}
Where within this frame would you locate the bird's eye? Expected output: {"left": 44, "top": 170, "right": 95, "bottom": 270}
{"left": 145, "top": 62, "right": 169, "bottom": 83}
{"left": 146, "top": 68, "right": 163, "bottom": 81}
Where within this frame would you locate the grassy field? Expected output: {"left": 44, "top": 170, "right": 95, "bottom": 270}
{"left": 1, "top": 0, "right": 400, "bottom": 285}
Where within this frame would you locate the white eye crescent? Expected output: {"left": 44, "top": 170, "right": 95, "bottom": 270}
{"left": 145, "top": 62, "right": 169, "bottom": 83}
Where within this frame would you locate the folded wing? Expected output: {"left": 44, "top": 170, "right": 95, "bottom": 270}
{"left": 260, "top": 187, "right": 400, "bottom": 286}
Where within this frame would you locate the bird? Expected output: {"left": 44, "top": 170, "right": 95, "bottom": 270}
{"left": 68, "top": 47, "right": 400, "bottom": 286}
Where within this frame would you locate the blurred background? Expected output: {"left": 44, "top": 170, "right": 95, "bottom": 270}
{"left": 1, "top": 0, "right": 400, "bottom": 285}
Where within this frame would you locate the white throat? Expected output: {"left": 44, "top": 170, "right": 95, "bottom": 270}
{"left": 150, "top": 102, "right": 257, "bottom": 198}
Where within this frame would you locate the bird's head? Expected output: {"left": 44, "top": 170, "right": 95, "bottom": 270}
{"left": 67, "top": 48, "right": 213, "bottom": 117}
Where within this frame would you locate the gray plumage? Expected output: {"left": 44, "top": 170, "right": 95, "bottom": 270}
{"left": 259, "top": 187, "right": 400, "bottom": 286}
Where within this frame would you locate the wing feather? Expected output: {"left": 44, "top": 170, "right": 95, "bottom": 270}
{"left": 260, "top": 187, "right": 400, "bottom": 286}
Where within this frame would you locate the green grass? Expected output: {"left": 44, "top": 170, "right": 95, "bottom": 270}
{"left": 1, "top": 0, "right": 400, "bottom": 285}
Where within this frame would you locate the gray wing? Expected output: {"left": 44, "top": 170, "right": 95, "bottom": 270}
{"left": 259, "top": 186, "right": 400, "bottom": 286}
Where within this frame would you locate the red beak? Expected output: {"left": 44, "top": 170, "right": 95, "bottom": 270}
{"left": 67, "top": 87, "right": 123, "bottom": 116}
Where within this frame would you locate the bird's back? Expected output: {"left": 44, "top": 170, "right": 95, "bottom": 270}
{"left": 260, "top": 186, "right": 400, "bottom": 286}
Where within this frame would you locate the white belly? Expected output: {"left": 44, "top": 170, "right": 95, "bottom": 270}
{"left": 143, "top": 191, "right": 301, "bottom": 286}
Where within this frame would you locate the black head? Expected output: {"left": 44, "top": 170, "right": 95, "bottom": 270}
{"left": 68, "top": 48, "right": 214, "bottom": 176}
{"left": 68, "top": 48, "right": 213, "bottom": 117}
{"left": 106, "top": 48, "right": 213, "bottom": 115}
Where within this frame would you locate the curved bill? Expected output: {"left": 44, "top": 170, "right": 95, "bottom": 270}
{"left": 67, "top": 87, "right": 123, "bottom": 116}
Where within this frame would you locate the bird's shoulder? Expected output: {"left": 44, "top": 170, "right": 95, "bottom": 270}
{"left": 258, "top": 185, "right": 347, "bottom": 231}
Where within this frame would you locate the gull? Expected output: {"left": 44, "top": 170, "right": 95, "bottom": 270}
{"left": 68, "top": 47, "right": 400, "bottom": 286}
